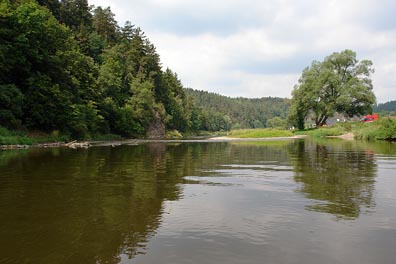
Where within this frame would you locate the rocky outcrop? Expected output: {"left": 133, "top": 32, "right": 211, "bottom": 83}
{"left": 146, "top": 111, "right": 165, "bottom": 139}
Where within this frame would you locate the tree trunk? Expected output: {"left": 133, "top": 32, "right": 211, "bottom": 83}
{"left": 316, "top": 114, "right": 327, "bottom": 127}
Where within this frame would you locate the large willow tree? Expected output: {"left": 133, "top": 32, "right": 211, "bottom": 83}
{"left": 288, "top": 50, "right": 376, "bottom": 129}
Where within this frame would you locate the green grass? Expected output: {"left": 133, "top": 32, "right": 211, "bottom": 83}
{"left": 0, "top": 125, "right": 128, "bottom": 146}
{"left": 0, "top": 126, "right": 71, "bottom": 146}
{"left": 229, "top": 128, "right": 294, "bottom": 138}
{"left": 231, "top": 140, "right": 293, "bottom": 147}
{"left": 295, "top": 126, "right": 348, "bottom": 138}
{"left": 0, "top": 126, "right": 33, "bottom": 145}
{"left": 354, "top": 118, "right": 396, "bottom": 141}
{"left": 294, "top": 119, "right": 396, "bottom": 141}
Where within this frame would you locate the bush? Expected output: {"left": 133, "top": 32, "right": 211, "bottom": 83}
{"left": 166, "top": 130, "right": 183, "bottom": 139}
{"left": 0, "top": 126, "right": 33, "bottom": 145}
{"left": 353, "top": 118, "right": 396, "bottom": 141}
{"left": 376, "top": 118, "right": 396, "bottom": 140}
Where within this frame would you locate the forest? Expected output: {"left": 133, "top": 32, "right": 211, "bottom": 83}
{"left": 185, "top": 89, "right": 290, "bottom": 129}
{"left": 0, "top": 0, "right": 293, "bottom": 139}
{"left": 373, "top": 101, "right": 396, "bottom": 115}
{"left": 0, "top": 0, "right": 206, "bottom": 139}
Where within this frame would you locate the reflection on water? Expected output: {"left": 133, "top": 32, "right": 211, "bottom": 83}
{"left": 289, "top": 140, "right": 377, "bottom": 219}
{"left": 1, "top": 140, "right": 396, "bottom": 263}
{"left": 0, "top": 144, "right": 206, "bottom": 263}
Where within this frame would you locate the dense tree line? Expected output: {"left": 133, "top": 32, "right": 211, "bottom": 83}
{"left": 185, "top": 88, "right": 290, "bottom": 129}
{"left": 0, "top": 0, "right": 202, "bottom": 138}
{"left": 373, "top": 101, "right": 396, "bottom": 114}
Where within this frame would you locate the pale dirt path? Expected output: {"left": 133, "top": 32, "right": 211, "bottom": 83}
{"left": 326, "top": 132, "right": 355, "bottom": 140}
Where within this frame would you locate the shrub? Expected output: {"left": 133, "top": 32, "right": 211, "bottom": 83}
{"left": 166, "top": 130, "right": 183, "bottom": 139}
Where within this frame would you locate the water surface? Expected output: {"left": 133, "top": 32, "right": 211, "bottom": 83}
{"left": 1, "top": 139, "right": 396, "bottom": 263}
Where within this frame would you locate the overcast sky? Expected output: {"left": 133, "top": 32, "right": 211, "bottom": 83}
{"left": 89, "top": 0, "right": 396, "bottom": 103}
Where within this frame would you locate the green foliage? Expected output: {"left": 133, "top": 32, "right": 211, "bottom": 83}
{"left": 266, "top": 117, "right": 287, "bottom": 129}
{"left": 1, "top": 0, "right": 205, "bottom": 140}
{"left": 59, "top": 0, "right": 92, "bottom": 31}
{"left": 0, "top": 84, "right": 23, "bottom": 128}
{"left": 0, "top": 125, "right": 73, "bottom": 145}
{"left": 185, "top": 88, "right": 289, "bottom": 130}
{"left": 378, "top": 118, "right": 396, "bottom": 140}
{"left": 114, "top": 77, "right": 155, "bottom": 137}
{"left": 0, "top": 126, "right": 31, "bottom": 145}
{"left": 373, "top": 100, "right": 396, "bottom": 117}
{"left": 298, "top": 126, "right": 347, "bottom": 138}
{"left": 294, "top": 118, "right": 396, "bottom": 141}
{"left": 161, "top": 69, "right": 192, "bottom": 131}
{"left": 92, "top": 6, "right": 120, "bottom": 44}
{"left": 68, "top": 101, "right": 104, "bottom": 138}
{"left": 288, "top": 50, "right": 376, "bottom": 129}
{"left": 355, "top": 118, "right": 396, "bottom": 141}
{"left": 229, "top": 128, "right": 293, "bottom": 138}
{"left": 200, "top": 111, "right": 232, "bottom": 131}
{"left": 0, "top": 135, "right": 33, "bottom": 145}
{"left": 166, "top": 130, "right": 183, "bottom": 139}
{"left": 374, "top": 100, "right": 396, "bottom": 112}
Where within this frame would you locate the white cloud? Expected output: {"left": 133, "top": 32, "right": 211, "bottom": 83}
{"left": 149, "top": 30, "right": 299, "bottom": 95}
{"left": 89, "top": 0, "right": 396, "bottom": 102}
{"left": 222, "top": 71, "right": 300, "bottom": 98}
{"left": 371, "top": 54, "right": 396, "bottom": 103}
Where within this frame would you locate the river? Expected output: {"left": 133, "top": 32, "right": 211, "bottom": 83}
{"left": 1, "top": 139, "right": 396, "bottom": 264}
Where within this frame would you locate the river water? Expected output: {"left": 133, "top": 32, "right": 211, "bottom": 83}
{"left": 1, "top": 139, "right": 396, "bottom": 264}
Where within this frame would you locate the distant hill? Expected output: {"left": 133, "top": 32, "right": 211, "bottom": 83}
{"left": 374, "top": 101, "right": 396, "bottom": 113}
{"left": 185, "top": 88, "right": 290, "bottom": 129}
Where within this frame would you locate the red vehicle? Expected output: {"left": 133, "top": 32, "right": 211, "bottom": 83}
{"left": 361, "top": 114, "right": 379, "bottom": 122}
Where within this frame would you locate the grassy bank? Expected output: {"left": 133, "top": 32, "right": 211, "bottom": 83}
{"left": 0, "top": 126, "right": 33, "bottom": 145}
{"left": 354, "top": 118, "right": 396, "bottom": 140}
{"left": 228, "top": 128, "right": 294, "bottom": 138}
{"left": 0, "top": 126, "right": 123, "bottom": 146}
{"left": 294, "top": 118, "right": 396, "bottom": 141}
{"left": 293, "top": 126, "right": 349, "bottom": 138}
{"left": 0, "top": 126, "right": 71, "bottom": 146}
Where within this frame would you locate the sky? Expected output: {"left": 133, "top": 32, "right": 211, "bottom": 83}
{"left": 89, "top": 0, "right": 396, "bottom": 103}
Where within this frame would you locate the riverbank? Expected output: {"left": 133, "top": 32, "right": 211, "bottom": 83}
{"left": 209, "top": 135, "right": 307, "bottom": 141}
{"left": 0, "top": 141, "right": 90, "bottom": 150}
{"left": 227, "top": 128, "right": 294, "bottom": 138}
{"left": 294, "top": 119, "right": 396, "bottom": 141}
{"left": 0, "top": 125, "right": 125, "bottom": 149}
{"left": 1, "top": 135, "right": 309, "bottom": 150}
{"left": 2, "top": 118, "right": 396, "bottom": 150}
{"left": 326, "top": 132, "right": 355, "bottom": 140}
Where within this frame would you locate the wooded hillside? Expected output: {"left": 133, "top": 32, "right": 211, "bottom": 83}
{"left": 374, "top": 101, "right": 396, "bottom": 114}
{"left": 185, "top": 88, "right": 290, "bottom": 129}
{"left": 0, "top": 0, "right": 203, "bottom": 138}
{"left": 0, "top": 0, "right": 294, "bottom": 138}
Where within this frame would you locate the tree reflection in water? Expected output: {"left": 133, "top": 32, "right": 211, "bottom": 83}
{"left": 289, "top": 140, "right": 377, "bottom": 220}
{"left": 0, "top": 143, "right": 228, "bottom": 264}
{"left": 0, "top": 140, "right": 385, "bottom": 263}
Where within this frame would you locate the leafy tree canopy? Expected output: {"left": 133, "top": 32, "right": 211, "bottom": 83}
{"left": 0, "top": 0, "right": 204, "bottom": 138}
{"left": 185, "top": 88, "right": 289, "bottom": 130}
{"left": 288, "top": 49, "right": 376, "bottom": 129}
